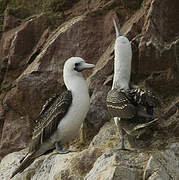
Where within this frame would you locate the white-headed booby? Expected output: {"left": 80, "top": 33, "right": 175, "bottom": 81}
{"left": 106, "top": 19, "right": 160, "bottom": 150}
{"left": 11, "top": 57, "right": 95, "bottom": 178}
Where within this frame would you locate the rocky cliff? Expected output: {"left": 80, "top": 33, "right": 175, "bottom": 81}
{"left": 0, "top": 0, "right": 179, "bottom": 179}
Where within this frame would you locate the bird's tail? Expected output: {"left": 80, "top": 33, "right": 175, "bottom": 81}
{"left": 11, "top": 153, "right": 35, "bottom": 179}
{"left": 113, "top": 18, "right": 121, "bottom": 38}
{"left": 132, "top": 118, "right": 159, "bottom": 132}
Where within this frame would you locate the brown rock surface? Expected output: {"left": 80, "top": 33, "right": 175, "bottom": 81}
{"left": 139, "top": 0, "right": 179, "bottom": 73}
{"left": 83, "top": 86, "right": 111, "bottom": 141}
{"left": 3, "top": 8, "right": 20, "bottom": 31}
{"left": 0, "top": 14, "right": 50, "bottom": 89}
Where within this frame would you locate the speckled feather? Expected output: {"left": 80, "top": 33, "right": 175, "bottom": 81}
{"left": 106, "top": 89, "right": 136, "bottom": 119}
{"left": 106, "top": 88, "right": 160, "bottom": 119}
{"left": 125, "top": 88, "right": 160, "bottom": 108}
{"left": 29, "top": 90, "right": 72, "bottom": 152}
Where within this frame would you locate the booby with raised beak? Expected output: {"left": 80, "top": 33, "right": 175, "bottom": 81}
{"left": 11, "top": 57, "right": 95, "bottom": 178}
{"left": 106, "top": 19, "right": 160, "bottom": 150}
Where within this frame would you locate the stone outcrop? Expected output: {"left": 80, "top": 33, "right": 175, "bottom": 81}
{"left": 1, "top": 132, "right": 179, "bottom": 179}
{"left": 0, "top": 147, "right": 103, "bottom": 180}
{"left": 143, "top": 143, "right": 179, "bottom": 180}
{"left": 0, "top": 0, "right": 179, "bottom": 179}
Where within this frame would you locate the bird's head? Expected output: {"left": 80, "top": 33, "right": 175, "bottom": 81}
{"left": 63, "top": 57, "right": 95, "bottom": 89}
{"left": 64, "top": 57, "right": 94, "bottom": 75}
{"left": 113, "top": 18, "right": 130, "bottom": 45}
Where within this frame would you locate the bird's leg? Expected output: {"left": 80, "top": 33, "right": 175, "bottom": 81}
{"left": 54, "top": 142, "right": 71, "bottom": 154}
{"left": 119, "top": 129, "right": 126, "bottom": 150}
{"left": 112, "top": 117, "right": 130, "bottom": 151}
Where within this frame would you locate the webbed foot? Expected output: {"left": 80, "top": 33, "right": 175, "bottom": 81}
{"left": 55, "top": 142, "right": 73, "bottom": 154}
{"left": 111, "top": 147, "right": 130, "bottom": 152}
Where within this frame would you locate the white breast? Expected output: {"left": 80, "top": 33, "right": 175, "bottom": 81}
{"left": 51, "top": 75, "right": 90, "bottom": 144}
{"left": 58, "top": 92, "right": 90, "bottom": 143}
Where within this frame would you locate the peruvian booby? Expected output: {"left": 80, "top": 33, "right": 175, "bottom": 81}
{"left": 11, "top": 57, "right": 95, "bottom": 178}
{"left": 106, "top": 19, "right": 160, "bottom": 150}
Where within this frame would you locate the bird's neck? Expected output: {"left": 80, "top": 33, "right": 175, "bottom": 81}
{"left": 64, "top": 73, "right": 89, "bottom": 98}
{"left": 112, "top": 38, "right": 132, "bottom": 90}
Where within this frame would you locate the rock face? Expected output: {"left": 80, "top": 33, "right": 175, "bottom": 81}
{"left": 0, "top": 147, "right": 103, "bottom": 180}
{"left": 143, "top": 143, "right": 179, "bottom": 180}
{"left": 0, "top": 0, "right": 179, "bottom": 179}
{"left": 1, "top": 139, "right": 179, "bottom": 179}
{"left": 85, "top": 150, "right": 148, "bottom": 180}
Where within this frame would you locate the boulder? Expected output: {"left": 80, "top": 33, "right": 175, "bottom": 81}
{"left": 85, "top": 150, "right": 149, "bottom": 180}
{"left": 143, "top": 143, "right": 179, "bottom": 180}
{"left": 0, "top": 147, "right": 102, "bottom": 180}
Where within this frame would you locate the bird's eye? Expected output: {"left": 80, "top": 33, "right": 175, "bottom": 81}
{"left": 75, "top": 63, "right": 80, "bottom": 67}
{"left": 74, "top": 62, "right": 83, "bottom": 72}
{"left": 74, "top": 62, "right": 81, "bottom": 71}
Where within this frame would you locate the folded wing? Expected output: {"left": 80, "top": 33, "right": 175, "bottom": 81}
{"left": 30, "top": 90, "right": 72, "bottom": 152}
{"left": 106, "top": 89, "right": 136, "bottom": 119}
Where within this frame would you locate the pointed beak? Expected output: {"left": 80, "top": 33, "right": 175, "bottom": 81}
{"left": 82, "top": 62, "right": 95, "bottom": 69}
{"left": 113, "top": 18, "right": 121, "bottom": 38}
{"left": 75, "top": 62, "right": 95, "bottom": 72}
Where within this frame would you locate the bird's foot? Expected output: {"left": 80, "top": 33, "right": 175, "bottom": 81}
{"left": 111, "top": 140, "right": 130, "bottom": 152}
{"left": 56, "top": 149, "right": 72, "bottom": 154}
{"left": 55, "top": 142, "right": 74, "bottom": 154}
{"left": 111, "top": 147, "right": 131, "bottom": 152}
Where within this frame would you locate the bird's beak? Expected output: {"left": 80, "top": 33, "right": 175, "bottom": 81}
{"left": 75, "top": 62, "right": 95, "bottom": 72}
{"left": 113, "top": 18, "right": 121, "bottom": 38}
{"left": 82, "top": 62, "right": 95, "bottom": 69}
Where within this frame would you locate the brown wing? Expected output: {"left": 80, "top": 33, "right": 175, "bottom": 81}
{"left": 29, "top": 90, "right": 72, "bottom": 152}
{"left": 106, "top": 89, "right": 136, "bottom": 119}
{"left": 126, "top": 88, "right": 160, "bottom": 107}
{"left": 34, "top": 93, "right": 61, "bottom": 122}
